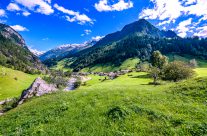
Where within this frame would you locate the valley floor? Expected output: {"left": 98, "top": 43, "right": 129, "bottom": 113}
{"left": 0, "top": 69, "right": 207, "bottom": 135}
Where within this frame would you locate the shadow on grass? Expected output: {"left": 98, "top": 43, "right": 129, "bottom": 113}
{"left": 131, "top": 74, "right": 151, "bottom": 79}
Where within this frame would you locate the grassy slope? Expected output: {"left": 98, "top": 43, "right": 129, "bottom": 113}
{"left": 0, "top": 70, "right": 207, "bottom": 135}
{"left": 81, "top": 58, "right": 140, "bottom": 72}
{"left": 51, "top": 58, "right": 139, "bottom": 72}
{"left": 167, "top": 54, "right": 207, "bottom": 67}
{"left": 54, "top": 54, "right": 207, "bottom": 73}
{"left": 0, "top": 66, "right": 37, "bottom": 100}
{"left": 50, "top": 58, "right": 73, "bottom": 72}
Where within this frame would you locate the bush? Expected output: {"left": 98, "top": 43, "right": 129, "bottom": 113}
{"left": 2, "top": 98, "right": 19, "bottom": 112}
{"left": 107, "top": 106, "right": 128, "bottom": 121}
{"left": 136, "top": 62, "right": 151, "bottom": 72}
{"left": 162, "top": 61, "right": 195, "bottom": 82}
{"left": 74, "top": 80, "right": 81, "bottom": 89}
{"left": 43, "top": 76, "right": 68, "bottom": 88}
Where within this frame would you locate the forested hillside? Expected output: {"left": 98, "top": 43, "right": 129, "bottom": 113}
{"left": 0, "top": 24, "right": 45, "bottom": 74}
{"left": 70, "top": 35, "right": 207, "bottom": 71}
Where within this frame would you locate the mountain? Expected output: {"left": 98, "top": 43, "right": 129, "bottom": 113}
{"left": 29, "top": 48, "right": 45, "bottom": 57}
{"left": 95, "top": 19, "right": 178, "bottom": 47}
{"left": 64, "top": 19, "right": 207, "bottom": 71}
{"left": 0, "top": 23, "right": 46, "bottom": 74}
{"left": 0, "top": 24, "right": 25, "bottom": 47}
{"left": 39, "top": 37, "right": 102, "bottom": 62}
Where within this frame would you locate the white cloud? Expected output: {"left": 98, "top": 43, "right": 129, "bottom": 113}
{"left": 157, "top": 19, "right": 172, "bottom": 26}
{"left": 54, "top": 4, "right": 93, "bottom": 25}
{"left": 84, "top": 29, "right": 92, "bottom": 35}
{"left": 194, "top": 26, "right": 207, "bottom": 37}
{"left": 45, "top": 0, "right": 51, "bottom": 4}
{"left": 139, "top": 0, "right": 207, "bottom": 37}
{"left": 183, "top": 0, "right": 197, "bottom": 5}
{"left": 185, "top": 0, "right": 207, "bottom": 17}
{"left": 95, "top": 0, "right": 133, "bottom": 12}
{"left": 42, "top": 37, "right": 49, "bottom": 41}
{"left": 14, "top": 0, "right": 54, "bottom": 15}
{"left": 22, "top": 11, "right": 31, "bottom": 16}
{"left": 92, "top": 36, "right": 104, "bottom": 41}
{"left": 139, "top": 0, "right": 184, "bottom": 22}
{"left": 7, "top": 3, "right": 21, "bottom": 11}
{"left": 81, "top": 29, "right": 92, "bottom": 36}
{"left": 11, "top": 25, "right": 29, "bottom": 32}
{"left": 139, "top": 0, "right": 207, "bottom": 21}
{"left": 0, "top": 9, "right": 6, "bottom": 17}
{"left": 176, "top": 18, "right": 192, "bottom": 37}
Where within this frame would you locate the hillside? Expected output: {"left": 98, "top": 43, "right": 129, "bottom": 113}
{"left": 0, "top": 70, "right": 207, "bottom": 135}
{"left": 50, "top": 19, "right": 207, "bottom": 72}
{"left": 0, "top": 23, "right": 45, "bottom": 74}
{"left": 0, "top": 66, "right": 37, "bottom": 100}
{"left": 70, "top": 36, "right": 207, "bottom": 71}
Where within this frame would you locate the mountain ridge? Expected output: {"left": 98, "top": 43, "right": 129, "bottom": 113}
{"left": 39, "top": 37, "right": 103, "bottom": 62}
{"left": 95, "top": 19, "right": 178, "bottom": 47}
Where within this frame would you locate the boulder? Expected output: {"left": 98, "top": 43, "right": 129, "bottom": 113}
{"left": 18, "top": 77, "right": 57, "bottom": 104}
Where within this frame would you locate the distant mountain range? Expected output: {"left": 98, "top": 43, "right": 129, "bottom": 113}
{"left": 0, "top": 23, "right": 45, "bottom": 73}
{"left": 29, "top": 48, "right": 45, "bottom": 57}
{"left": 39, "top": 36, "right": 103, "bottom": 61}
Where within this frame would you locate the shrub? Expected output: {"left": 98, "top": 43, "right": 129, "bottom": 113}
{"left": 107, "top": 106, "right": 128, "bottom": 121}
{"left": 162, "top": 61, "right": 195, "bottom": 82}
{"left": 136, "top": 62, "right": 151, "bottom": 72}
{"left": 43, "top": 76, "right": 68, "bottom": 88}
{"left": 73, "top": 80, "right": 81, "bottom": 89}
{"left": 2, "top": 97, "right": 19, "bottom": 112}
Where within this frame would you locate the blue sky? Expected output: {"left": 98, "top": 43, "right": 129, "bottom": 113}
{"left": 0, "top": 0, "right": 207, "bottom": 52}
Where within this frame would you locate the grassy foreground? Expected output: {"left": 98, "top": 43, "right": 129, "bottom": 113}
{"left": 0, "top": 66, "right": 37, "bottom": 100}
{"left": 0, "top": 70, "right": 207, "bottom": 135}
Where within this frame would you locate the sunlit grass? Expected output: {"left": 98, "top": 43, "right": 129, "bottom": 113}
{"left": 1, "top": 70, "right": 207, "bottom": 135}
{"left": 0, "top": 66, "right": 37, "bottom": 100}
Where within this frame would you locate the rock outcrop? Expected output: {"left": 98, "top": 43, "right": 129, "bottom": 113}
{"left": 18, "top": 77, "right": 57, "bottom": 104}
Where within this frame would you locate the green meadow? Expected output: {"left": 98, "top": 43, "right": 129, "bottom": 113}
{"left": 0, "top": 66, "right": 37, "bottom": 100}
{"left": 0, "top": 68, "right": 207, "bottom": 135}
{"left": 167, "top": 54, "right": 207, "bottom": 67}
{"left": 81, "top": 58, "right": 140, "bottom": 72}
